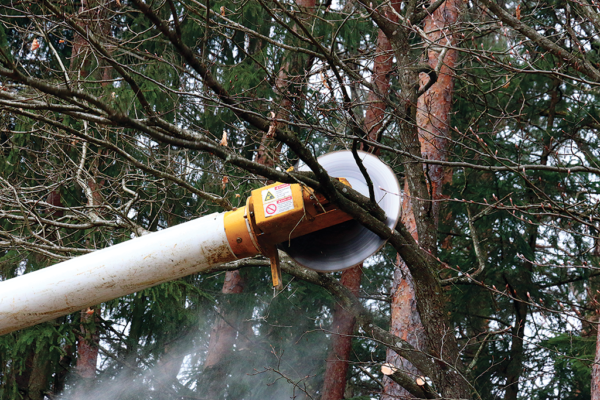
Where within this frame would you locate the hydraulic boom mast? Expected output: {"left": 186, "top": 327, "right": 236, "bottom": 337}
{"left": 0, "top": 151, "right": 401, "bottom": 335}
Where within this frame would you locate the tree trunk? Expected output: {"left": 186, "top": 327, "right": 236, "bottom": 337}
{"left": 363, "top": 27, "right": 395, "bottom": 149}
{"left": 77, "top": 310, "right": 100, "bottom": 380}
{"left": 154, "top": 343, "right": 186, "bottom": 395}
{"left": 204, "top": 2, "right": 315, "bottom": 394}
{"left": 591, "top": 235, "right": 600, "bottom": 399}
{"left": 73, "top": 176, "right": 105, "bottom": 398}
{"left": 503, "top": 294, "right": 528, "bottom": 400}
{"left": 73, "top": 308, "right": 100, "bottom": 399}
{"left": 27, "top": 348, "right": 51, "bottom": 400}
{"left": 69, "top": 0, "right": 112, "bottom": 388}
{"left": 383, "top": 194, "right": 425, "bottom": 400}
{"left": 53, "top": 344, "right": 74, "bottom": 395}
{"left": 593, "top": 315, "right": 600, "bottom": 400}
{"left": 503, "top": 221, "right": 536, "bottom": 400}
{"left": 204, "top": 270, "right": 246, "bottom": 368}
{"left": 202, "top": 270, "right": 246, "bottom": 398}
{"left": 320, "top": 265, "right": 362, "bottom": 400}
{"left": 255, "top": 63, "right": 289, "bottom": 167}
{"left": 504, "top": 79, "right": 558, "bottom": 400}
{"left": 256, "top": 0, "right": 315, "bottom": 167}
{"left": 320, "top": 9, "right": 398, "bottom": 395}
{"left": 15, "top": 342, "right": 51, "bottom": 400}
{"left": 70, "top": 0, "right": 113, "bottom": 81}
{"left": 68, "top": 0, "right": 102, "bottom": 387}
{"left": 15, "top": 351, "right": 34, "bottom": 399}
{"left": 383, "top": 0, "right": 459, "bottom": 397}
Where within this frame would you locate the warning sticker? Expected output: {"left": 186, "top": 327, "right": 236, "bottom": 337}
{"left": 265, "top": 203, "right": 277, "bottom": 215}
{"left": 264, "top": 191, "right": 275, "bottom": 202}
{"left": 262, "top": 184, "right": 294, "bottom": 217}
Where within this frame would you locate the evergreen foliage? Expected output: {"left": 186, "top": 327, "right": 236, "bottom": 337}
{"left": 1, "top": 0, "right": 600, "bottom": 398}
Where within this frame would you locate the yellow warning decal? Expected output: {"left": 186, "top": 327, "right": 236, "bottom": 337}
{"left": 264, "top": 191, "right": 275, "bottom": 202}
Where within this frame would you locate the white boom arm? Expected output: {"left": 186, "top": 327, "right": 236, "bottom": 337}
{"left": 0, "top": 213, "right": 236, "bottom": 335}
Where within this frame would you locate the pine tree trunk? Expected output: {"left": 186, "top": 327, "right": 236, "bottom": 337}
{"left": 363, "top": 27, "right": 395, "bottom": 149}
{"left": 255, "top": 62, "right": 289, "bottom": 167}
{"left": 15, "top": 351, "right": 34, "bottom": 399}
{"left": 73, "top": 308, "right": 100, "bottom": 398}
{"left": 504, "top": 80, "right": 558, "bottom": 400}
{"left": 320, "top": 9, "right": 399, "bottom": 396}
{"left": 202, "top": 270, "right": 246, "bottom": 397}
{"left": 203, "top": 2, "right": 315, "bottom": 395}
{"left": 15, "top": 343, "right": 51, "bottom": 400}
{"left": 256, "top": 0, "right": 315, "bottom": 167}
{"left": 27, "top": 348, "right": 51, "bottom": 400}
{"left": 69, "top": 0, "right": 112, "bottom": 389}
{"left": 593, "top": 317, "right": 600, "bottom": 400}
{"left": 67, "top": 116, "right": 105, "bottom": 397}
{"left": 383, "top": 191, "right": 425, "bottom": 400}
{"left": 204, "top": 270, "right": 246, "bottom": 368}
{"left": 154, "top": 343, "right": 186, "bottom": 394}
{"left": 503, "top": 298, "right": 528, "bottom": 400}
{"left": 73, "top": 177, "right": 105, "bottom": 398}
{"left": 503, "top": 225, "right": 536, "bottom": 400}
{"left": 591, "top": 237, "right": 600, "bottom": 399}
{"left": 383, "top": 0, "right": 459, "bottom": 396}
{"left": 53, "top": 343, "right": 74, "bottom": 395}
{"left": 77, "top": 311, "right": 99, "bottom": 380}
{"left": 320, "top": 265, "right": 362, "bottom": 400}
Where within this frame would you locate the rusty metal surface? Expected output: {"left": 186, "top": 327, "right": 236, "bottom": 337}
{"left": 0, "top": 213, "right": 236, "bottom": 335}
{"left": 223, "top": 203, "right": 260, "bottom": 259}
{"left": 281, "top": 150, "right": 401, "bottom": 272}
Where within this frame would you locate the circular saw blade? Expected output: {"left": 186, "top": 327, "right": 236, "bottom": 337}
{"left": 280, "top": 150, "right": 401, "bottom": 272}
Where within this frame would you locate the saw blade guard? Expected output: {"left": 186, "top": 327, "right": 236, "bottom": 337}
{"left": 279, "top": 150, "right": 401, "bottom": 272}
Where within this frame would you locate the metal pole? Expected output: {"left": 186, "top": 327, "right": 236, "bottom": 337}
{"left": 0, "top": 212, "right": 236, "bottom": 335}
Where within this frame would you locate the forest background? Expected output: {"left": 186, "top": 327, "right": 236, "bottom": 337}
{"left": 1, "top": 0, "right": 600, "bottom": 399}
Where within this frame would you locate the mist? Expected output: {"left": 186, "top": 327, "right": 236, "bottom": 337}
{"left": 57, "top": 276, "right": 336, "bottom": 400}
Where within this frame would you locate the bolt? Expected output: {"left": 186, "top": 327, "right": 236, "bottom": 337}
{"left": 236, "top": 237, "right": 243, "bottom": 243}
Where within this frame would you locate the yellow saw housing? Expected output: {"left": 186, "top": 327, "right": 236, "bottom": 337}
{"left": 223, "top": 150, "right": 402, "bottom": 288}
{"left": 223, "top": 179, "right": 353, "bottom": 288}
